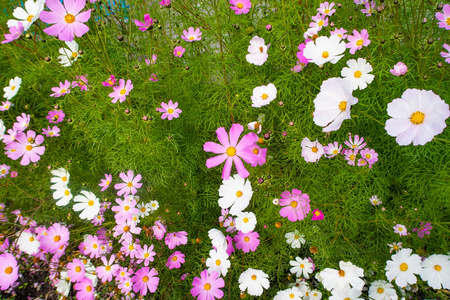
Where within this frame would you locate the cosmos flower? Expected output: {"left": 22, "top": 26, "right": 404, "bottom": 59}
{"left": 279, "top": 189, "right": 311, "bottom": 222}
{"left": 290, "top": 257, "right": 314, "bottom": 278}
{"left": 218, "top": 174, "right": 253, "bottom": 215}
{"left": 420, "top": 254, "right": 450, "bottom": 289}
{"left": 0, "top": 253, "right": 19, "bottom": 291}
{"left": 114, "top": 170, "right": 142, "bottom": 196}
{"left": 435, "top": 4, "right": 450, "bottom": 30}
{"left": 251, "top": 83, "right": 277, "bottom": 108}
{"left": 340, "top": 58, "right": 374, "bottom": 90}
{"left": 58, "top": 41, "right": 80, "bottom": 67}
{"left": 319, "top": 261, "right": 365, "bottom": 291}
{"left": 205, "top": 249, "right": 231, "bottom": 277}
{"left": 98, "top": 174, "right": 112, "bottom": 192}
{"left": 156, "top": 100, "right": 182, "bottom": 120}
{"left": 390, "top": 62, "right": 408, "bottom": 76}
{"left": 230, "top": 0, "right": 251, "bottom": 15}
{"left": 46, "top": 110, "right": 65, "bottom": 123}
{"left": 191, "top": 269, "right": 224, "bottom": 300}
{"left": 135, "top": 14, "right": 153, "bottom": 31}
{"left": 181, "top": 27, "right": 202, "bottom": 42}
{"left": 166, "top": 251, "right": 185, "bottom": 270}
{"left": 50, "top": 80, "right": 71, "bottom": 97}
{"left": 346, "top": 29, "right": 371, "bottom": 54}
{"left": 238, "top": 268, "right": 270, "bottom": 296}
{"left": 73, "top": 190, "right": 100, "bottom": 220}
{"left": 7, "top": 0, "right": 45, "bottom": 31}
{"left": 385, "top": 248, "right": 422, "bottom": 288}
{"left": 234, "top": 230, "right": 259, "bottom": 253}
{"left": 303, "top": 35, "right": 346, "bottom": 65}
{"left": 3, "top": 77, "right": 22, "bottom": 100}
{"left": 301, "top": 138, "right": 325, "bottom": 163}
{"left": 108, "top": 79, "right": 133, "bottom": 104}
{"left": 368, "top": 280, "right": 398, "bottom": 300}
{"left": 285, "top": 230, "right": 305, "bottom": 249}
{"left": 4, "top": 130, "right": 45, "bottom": 166}
{"left": 441, "top": 43, "right": 450, "bottom": 63}
{"left": 39, "top": 0, "right": 91, "bottom": 41}
{"left": 173, "top": 46, "right": 185, "bottom": 57}
{"left": 1, "top": 22, "right": 24, "bottom": 44}
{"left": 393, "top": 224, "right": 408, "bottom": 236}
{"left": 246, "top": 36, "right": 269, "bottom": 66}
{"left": 42, "top": 125, "right": 60, "bottom": 137}
{"left": 317, "top": 2, "right": 336, "bottom": 16}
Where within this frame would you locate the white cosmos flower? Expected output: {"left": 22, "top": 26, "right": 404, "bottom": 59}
{"left": 329, "top": 287, "right": 364, "bottom": 300}
{"left": 313, "top": 77, "right": 358, "bottom": 132}
{"left": 137, "top": 202, "right": 151, "bottom": 217}
{"left": 301, "top": 137, "right": 325, "bottom": 163}
{"left": 53, "top": 186, "right": 73, "bottom": 206}
{"left": 341, "top": 58, "right": 374, "bottom": 90}
{"left": 309, "top": 290, "right": 323, "bottom": 300}
{"left": 58, "top": 41, "right": 80, "bottom": 67}
{"left": 16, "top": 231, "right": 40, "bottom": 255}
{"left": 205, "top": 249, "right": 231, "bottom": 277}
{"left": 56, "top": 270, "right": 71, "bottom": 297}
{"left": 368, "top": 280, "right": 398, "bottom": 300}
{"left": 235, "top": 211, "right": 257, "bottom": 233}
{"left": 73, "top": 191, "right": 100, "bottom": 220}
{"left": 246, "top": 36, "right": 269, "bottom": 66}
{"left": 148, "top": 200, "right": 159, "bottom": 212}
{"left": 290, "top": 257, "right": 314, "bottom": 279}
{"left": 274, "top": 287, "right": 303, "bottom": 300}
{"left": 420, "top": 254, "right": 450, "bottom": 289}
{"left": 0, "top": 120, "right": 5, "bottom": 142}
{"left": 303, "top": 35, "right": 346, "bottom": 65}
{"left": 319, "top": 261, "right": 365, "bottom": 291}
{"left": 251, "top": 83, "right": 277, "bottom": 108}
{"left": 385, "top": 248, "right": 422, "bottom": 288}
{"left": 7, "top": 0, "right": 45, "bottom": 32}
{"left": 50, "top": 168, "right": 70, "bottom": 190}
{"left": 218, "top": 174, "right": 253, "bottom": 216}
{"left": 208, "top": 228, "right": 227, "bottom": 251}
{"left": 3, "top": 77, "right": 22, "bottom": 100}
{"left": 385, "top": 89, "right": 450, "bottom": 146}
{"left": 285, "top": 230, "right": 305, "bottom": 249}
{"left": 238, "top": 268, "right": 270, "bottom": 296}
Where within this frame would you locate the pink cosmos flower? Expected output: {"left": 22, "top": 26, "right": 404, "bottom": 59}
{"left": 246, "top": 137, "right": 267, "bottom": 167}
{"left": 203, "top": 123, "right": 257, "bottom": 180}
{"left": 112, "top": 199, "right": 140, "bottom": 226}
{"left": 99, "top": 174, "right": 112, "bottom": 191}
{"left": 159, "top": 0, "right": 171, "bottom": 7}
{"left": 346, "top": 29, "right": 371, "bottom": 54}
{"left": 361, "top": 1, "right": 376, "bottom": 16}
{"left": 149, "top": 73, "right": 158, "bottom": 82}
{"left": 2, "top": 22, "right": 24, "bottom": 44}
{"left": 91, "top": 214, "right": 104, "bottom": 226}
{"left": 311, "top": 209, "right": 324, "bottom": 221}
{"left": 412, "top": 222, "right": 432, "bottom": 238}
{"left": 225, "top": 235, "right": 235, "bottom": 256}
{"left": 108, "top": 79, "right": 133, "bottom": 103}
{"left": 4, "top": 130, "right": 45, "bottom": 166}
{"left": 310, "top": 12, "right": 329, "bottom": 28}
{"left": 166, "top": 251, "right": 185, "bottom": 269}
{"left": 121, "top": 240, "right": 141, "bottom": 258}
{"left": 137, "top": 244, "right": 156, "bottom": 266}
{"left": 191, "top": 269, "right": 224, "bottom": 300}
{"left": 42, "top": 125, "right": 60, "bottom": 137}
{"left": 132, "top": 267, "right": 159, "bottom": 296}
{"left": 156, "top": 100, "right": 182, "bottom": 120}
{"left": 318, "top": 2, "right": 336, "bottom": 16}
{"left": 301, "top": 137, "right": 324, "bottom": 163}
{"left": 330, "top": 27, "right": 348, "bottom": 40}
{"left": 72, "top": 75, "right": 89, "bottom": 91}
{"left": 102, "top": 75, "right": 116, "bottom": 87}
{"left": 10, "top": 171, "right": 18, "bottom": 178}
{"left": 360, "top": 148, "right": 378, "bottom": 165}
{"left": 345, "top": 134, "right": 367, "bottom": 150}
{"left": 0, "top": 165, "right": 10, "bottom": 178}
{"left": 390, "top": 61, "right": 408, "bottom": 76}
{"left": 324, "top": 141, "right": 342, "bottom": 158}
{"left": 344, "top": 149, "right": 358, "bottom": 166}
{"left": 50, "top": 80, "right": 71, "bottom": 97}
{"left": 296, "top": 43, "right": 310, "bottom": 65}
{"left": 230, "top": 0, "right": 251, "bottom": 15}
{"left": 441, "top": 43, "right": 450, "bottom": 63}
{"left": 39, "top": 0, "right": 91, "bottom": 41}
{"left": 67, "top": 258, "right": 85, "bottom": 282}
{"left": 436, "top": 4, "right": 450, "bottom": 30}
{"left": 173, "top": 46, "right": 185, "bottom": 57}
{"left": 0, "top": 253, "right": 18, "bottom": 291}
{"left": 38, "top": 223, "right": 70, "bottom": 254}
{"left": 279, "top": 189, "right": 311, "bottom": 222}
{"left": 0, "top": 101, "right": 12, "bottom": 111}
{"left": 393, "top": 224, "right": 408, "bottom": 236}
{"left": 13, "top": 112, "right": 30, "bottom": 132}
{"left": 234, "top": 230, "right": 260, "bottom": 253}
{"left": 74, "top": 277, "right": 94, "bottom": 300}
{"left": 152, "top": 221, "right": 166, "bottom": 240}
{"left": 165, "top": 231, "right": 188, "bottom": 249}
{"left": 135, "top": 14, "right": 153, "bottom": 31}
{"left": 96, "top": 255, "right": 119, "bottom": 283}
{"left": 46, "top": 110, "right": 65, "bottom": 123}
{"left": 118, "top": 277, "right": 133, "bottom": 294}
{"left": 181, "top": 27, "right": 202, "bottom": 42}
{"left": 114, "top": 170, "right": 142, "bottom": 196}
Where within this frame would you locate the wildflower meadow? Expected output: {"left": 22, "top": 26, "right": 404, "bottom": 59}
{"left": 1, "top": 0, "right": 450, "bottom": 299}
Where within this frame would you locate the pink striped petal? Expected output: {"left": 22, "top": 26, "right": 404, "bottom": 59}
{"left": 221, "top": 157, "right": 233, "bottom": 180}
{"left": 229, "top": 123, "right": 243, "bottom": 146}
{"left": 215, "top": 127, "right": 230, "bottom": 148}
{"left": 203, "top": 142, "right": 226, "bottom": 154}
{"left": 206, "top": 154, "right": 227, "bottom": 169}
{"left": 233, "top": 156, "right": 249, "bottom": 179}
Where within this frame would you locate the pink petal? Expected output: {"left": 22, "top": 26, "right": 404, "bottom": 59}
{"left": 43, "top": 22, "right": 67, "bottom": 37}
{"left": 215, "top": 127, "right": 230, "bottom": 148}
{"left": 75, "top": 10, "right": 91, "bottom": 23}
{"left": 221, "top": 157, "right": 233, "bottom": 180}
{"left": 66, "top": 0, "right": 86, "bottom": 16}
{"left": 46, "top": 0, "right": 67, "bottom": 17}
{"left": 233, "top": 156, "right": 249, "bottom": 179}
{"left": 206, "top": 154, "right": 227, "bottom": 168}
{"left": 72, "top": 22, "right": 89, "bottom": 38}
{"left": 229, "top": 124, "right": 243, "bottom": 146}
{"left": 203, "top": 142, "right": 226, "bottom": 154}
{"left": 39, "top": 11, "right": 65, "bottom": 24}
{"left": 58, "top": 23, "right": 75, "bottom": 41}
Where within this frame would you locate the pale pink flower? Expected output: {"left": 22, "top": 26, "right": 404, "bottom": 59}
{"left": 436, "top": 4, "right": 450, "bottom": 30}
{"left": 4, "top": 130, "right": 45, "bottom": 165}
{"left": 181, "top": 27, "right": 202, "bottom": 42}
{"left": 441, "top": 43, "right": 450, "bottom": 64}
{"left": 390, "top": 62, "right": 408, "bottom": 76}
{"left": 346, "top": 29, "right": 371, "bottom": 54}
{"left": 108, "top": 79, "right": 133, "bottom": 103}
{"left": 230, "top": 0, "right": 251, "bottom": 14}
{"left": 156, "top": 100, "right": 182, "bottom": 120}
{"left": 2, "top": 22, "right": 24, "bottom": 44}
{"left": 279, "top": 189, "right": 311, "bottom": 222}
{"left": 173, "top": 46, "right": 185, "bottom": 57}
{"left": 165, "top": 231, "right": 188, "bottom": 249}
{"left": 114, "top": 170, "right": 142, "bottom": 196}
{"left": 50, "top": 80, "right": 71, "bottom": 97}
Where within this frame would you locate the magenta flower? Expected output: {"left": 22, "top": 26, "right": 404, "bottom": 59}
{"left": 74, "top": 277, "right": 94, "bottom": 300}
{"left": 38, "top": 223, "right": 70, "bottom": 254}
{"left": 50, "top": 80, "right": 71, "bottom": 97}
{"left": 165, "top": 231, "right": 188, "bottom": 249}
{"left": 13, "top": 112, "right": 30, "bottom": 132}
{"left": 149, "top": 73, "right": 158, "bottom": 82}
{"left": 152, "top": 220, "right": 166, "bottom": 240}
{"left": 203, "top": 124, "right": 257, "bottom": 180}
{"left": 137, "top": 244, "right": 156, "bottom": 266}
{"left": 191, "top": 269, "right": 224, "bottom": 300}
{"left": 360, "top": 148, "right": 378, "bottom": 165}
{"left": 72, "top": 75, "right": 89, "bottom": 91}
{"left": 156, "top": 100, "right": 182, "bottom": 120}
{"left": 39, "top": 0, "right": 91, "bottom": 41}
{"left": 131, "top": 267, "right": 159, "bottom": 296}
{"left": 108, "top": 79, "right": 133, "bottom": 103}
{"left": 346, "top": 29, "right": 370, "bottom": 54}
{"left": 279, "top": 189, "right": 311, "bottom": 222}
{"left": 436, "top": 4, "right": 450, "bottom": 30}
{"left": 318, "top": 1, "right": 336, "bottom": 16}
{"left": 412, "top": 222, "right": 432, "bottom": 238}
{"left": 114, "top": 170, "right": 142, "bottom": 196}
{"left": 1, "top": 22, "right": 24, "bottom": 44}
{"left": 225, "top": 235, "right": 235, "bottom": 256}
{"left": 441, "top": 43, "right": 450, "bottom": 64}
{"left": 46, "top": 110, "right": 65, "bottom": 123}
{"left": 311, "top": 209, "right": 324, "bottom": 221}
{"left": 234, "top": 230, "right": 260, "bottom": 253}
{"left": 390, "top": 62, "right": 408, "bottom": 76}
{"left": 67, "top": 258, "right": 85, "bottom": 282}
{"left": 181, "top": 27, "right": 202, "bottom": 42}
{"left": 102, "top": 75, "right": 116, "bottom": 87}
{"left": 166, "top": 251, "right": 185, "bottom": 269}
{"left": 42, "top": 125, "right": 60, "bottom": 137}
{"left": 361, "top": 1, "right": 376, "bottom": 16}
{"left": 159, "top": 0, "right": 171, "bottom": 7}
{"left": 230, "top": 0, "right": 251, "bottom": 15}
{"left": 96, "top": 255, "right": 119, "bottom": 283}
{"left": 174, "top": 46, "right": 185, "bottom": 57}
{"left": 4, "top": 130, "right": 45, "bottom": 166}
{"left": 111, "top": 197, "right": 139, "bottom": 224}
{"left": 0, "top": 253, "right": 18, "bottom": 291}
{"left": 99, "top": 173, "right": 112, "bottom": 191}
{"left": 135, "top": 14, "right": 153, "bottom": 31}
{"left": 10, "top": 171, "right": 18, "bottom": 178}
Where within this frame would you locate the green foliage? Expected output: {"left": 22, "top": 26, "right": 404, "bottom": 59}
{"left": 0, "top": 0, "right": 449, "bottom": 299}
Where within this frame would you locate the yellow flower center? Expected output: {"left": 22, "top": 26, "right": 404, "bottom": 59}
{"left": 88, "top": 200, "right": 94, "bottom": 206}
{"left": 54, "top": 235, "right": 61, "bottom": 242}
{"left": 86, "top": 285, "right": 92, "bottom": 292}
{"left": 93, "top": 243, "right": 98, "bottom": 249}
{"left": 143, "top": 276, "right": 149, "bottom": 282}
{"left": 410, "top": 111, "right": 425, "bottom": 125}
{"left": 120, "top": 89, "right": 127, "bottom": 95}
{"left": 300, "top": 264, "right": 305, "bottom": 268}
{"left": 311, "top": 146, "right": 318, "bottom": 153}
{"left": 106, "top": 180, "right": 110, "bottom": 185}
{"left": 338, "top": 269, "right": 345, "bottom": 277}
{"left": 377, "top": 287, "right": 384, "bottom": 294}
{"left": 129, "top": 245, "right": 134, "bottom": 250}
{"left": 356, "top": 39, "right": 364, "bottom": 46}
{"left": 339, "top": 101, "right": 347, "bottom": 111}
{"left": 72, "top": 52, "right": 78, "bottom": 58}
{"left": 29, "top": 237, "right": 34, "bottom": 242}
{"left": 252, "top": 148, "right": 259, "bottom": 154}
{"left": 290, "top": 201, "right": 298, "bottom": 208}
{"left": 294, "top": 235, "right": 299, "bottom": 239}
{"left": 237, "top": 3, "right": 244, "bottom": 9}
{"left": 251, "top": 275, "right": 257, "bottom": 280}
{"left": 400, "top": 263, "right": 408, "bottom": 271}
{"left": 259, "top": 46, "right": 264, "bottom": 53}
{"left": 141, "top": 207, "right": 146, "bottom": 212}
{"left": 1, "top": 170, "right": 4, "bottom": 174}
{"left": 189, "top": 36, "right": 195, "bottom": 40}
{"left": 75, "top": 266, "right": 81, "bottom": 272}
{"left": 393, "top": 245, "right": 399, "bottom": 250}
{"left": 64, "top": 190, "right": 70, "bottom": 196}
{"left": 26, "top": 145, "right": 33, "bottom": 151}
{"left": 105, "top": 265, "right": 111, "bottom": 271}
{"left": 226, "top": 147, "right": 236, "bottom": 157}
{"left": 447, "top": 18, "right": 450, "bottom": 25}
{"left": 261, "top": 93, "right": 268, "bottom": 100}
{"left": 350, "top": 154, "right": 356, "bottom": 161}
{"left": 398, "top": 227, "right": 403, "bottom": 231}
{"left": 124, "top": 205, "right": 130, "bottom": 211}
{"left": 324, "top": 9, "right": 330, "bottom": 14}
{"left": 315, "top": 211, "right": 321, "bottom": 216}
{"left": 123, "top": 226, "right": 130, "bottom": 232}
{"left": 172, "top": 256, "right": 178, "bottom": 261}
{"left": 243, "top": 217, "right": 249, "bottom": 223}
{"left": 60, "top": 89, "right": 66, "bottom": 94}
{"left": 26, "top": 15, "right": 33, "bottom": 22}
{"left": 230, "top": 222, "right": 234, "bottom": 226}
{"left": 215, "top": 259, "right": 221, "bottom": 266}
{"left": 11, "top": 86, "right": 15, "bottom": 91}
{"left": 168, "top": 108, "right": 174, "bottom": 114}
{"left": 333, "top": 149, "right": 338, "bottom": 154}
{"left": 318, "top": 20, "right": 324, "bottom": 26}
{"left": 322, "top": 51, "right": 329, "bottom": 58}
{"left": 354, "top": 70, "right": 362, "bottom": 78}
{"left": 49, "top": 132, "right": 54, "bottom": 136}
{"left": 177, "top": 51, "right": 182, "bottom": 56}
{"left": 4, "top": 267, "right": 12, "bottom": 274}
{"left": 144, "top": 253, "right": 149, "bottom": 258}
{"left": 435, "top": 265, "right": 442, "bottom": 271}
{"left": 62, "top": 176, "right": 67, "bottom": 181}
{"left": 65, "top": 14, "right": 75, "bottom": 24}
{"left": 244, "top": 237, "right": 250, "bottom": 242}
{"left": 289, "top": 294, "right": 295, "bottom": 299}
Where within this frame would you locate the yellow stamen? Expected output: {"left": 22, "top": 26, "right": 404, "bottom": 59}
{"left": 354, "top": 70, "right": 362, "bottom": 78}
{"left": 400, "top": 263, "right": 408, "bottom": 271}
{"left": 64, "top": 14, "right": 75, "bottom": 24}
{"left": 356, "top": 39, "right": 364, "bottom": 46}
{"left": 226, "top": 147, "right": 236, "bottom": 157}
{"left": 410, "top": 111, "right": 425, "bottom": 125}
{"left": 322, "top": 51, "right": 329, "bottom": 58}
{"left": 88, "top": 200, "right": 94, "bottom": 206}
{"left": 339, "top": 101, "right": 347, "bottom": 111}
{"left": 261, "top": 93, "right": 268, "bottom": 100}
{"left": 204, "top": 283, "right": 211, "bottom": 290}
